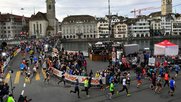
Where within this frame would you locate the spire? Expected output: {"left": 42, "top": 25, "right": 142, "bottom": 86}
{"left": 34, "top": 7, "right": 36, "bottom": 15}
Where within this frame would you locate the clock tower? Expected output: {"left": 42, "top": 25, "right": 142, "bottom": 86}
{"left": 46, "top": 0, "right": 56, "bottom": 35}
{"left": 161, "top": 0, "right": 172, "bottom": 15}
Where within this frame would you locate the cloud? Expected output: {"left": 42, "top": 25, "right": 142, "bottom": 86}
{"left": 0, "top": 0, "right": 181, "bottom": 21}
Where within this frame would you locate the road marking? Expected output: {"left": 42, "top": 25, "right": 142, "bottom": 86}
{"left": 23, "top": 83, "right": 26, "bottom": 87}
{"left": 4, "top": 73, "right": 10, "bottom": 83}
{"left": 21, "top": 90, "right": 24, "bottom": 95}
{"left": 42, "top": 68, "right": 46, "bottom": 79}
{"left": 35, "top": 72, "right": 40, "bottom": 81}
{"left": 14, "top": 71, "right": 21, "bottom": 84}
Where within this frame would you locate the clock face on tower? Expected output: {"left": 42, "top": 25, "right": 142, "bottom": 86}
{"left": 166, "top": 0, "right": 171, "bottom": 4}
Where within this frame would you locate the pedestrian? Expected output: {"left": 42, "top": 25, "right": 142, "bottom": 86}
{"left": 168, "top": 77, "right": 176, "bottom": 96}
{"left": 117, "top": 76, "right": 131, "bottom": 96}
{"left": 81, "top": 78, "right": 89, "bottom": 97}
{"left": 70, "top": 79, "right": 80, "bottom": 98}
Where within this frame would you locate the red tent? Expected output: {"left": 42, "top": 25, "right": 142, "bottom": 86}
{"left": 154, "top": 40, "right": 179, "bottom": 56}
{"left": 157, "top": 40, "right": 176, "bottom": 46}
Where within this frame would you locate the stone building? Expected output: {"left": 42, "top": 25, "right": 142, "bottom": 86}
{"left": 0, "top": 12, "right": 29, "bottom": 39}
{"left": 161, "top": 0, "right": 172, "bottom": 15}
{"left": 61, "top": 15, "right": 97, "bottom": 39}
{"left": 29, "top": 0, "right": 59, "bottom": 38}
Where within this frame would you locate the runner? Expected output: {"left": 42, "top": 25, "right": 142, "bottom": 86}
{"left": 25, "top": 67, "right": 31, "bottom": 83}
{"left": 44, "top": 69, "right": 50, "bottom": 83}
{"left": 174, "top": 64, "right": 180, "bottom": 78}
{"left": 136, "top": 73, "right": 142, "bottom": 88}
{"left": 81, "top": 78, "right": 89, "bottom": 97}
{"left": 107, "top": 80, "right": 115, "bottom": 100}
{"left": 155, "top": 75, "right": 162, "bottom": 93}
{"left": 150, "top": 73, "right": 156, "bottom": 90}
{"left": 126, "top": 71, "right": 131, "bottom": 87}
{"left": 117, "top": 75, "right": 131, "bottom": 96}
{"left": 168, "top": 77, "right": 176, "bottom": 96}
{"left": 164, "top": 72, "right": 170, "bottom": 87}
{"left": 7, "top": 94, "right": 15, "bottom": 102}
{"left": 57, "top": 72, "right": 66, "bottom": 86}
{"left": 70, "top": 79, "right": 80, "bottom": 98}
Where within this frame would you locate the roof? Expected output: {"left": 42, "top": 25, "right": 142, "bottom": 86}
{"left": 0, "top": 13, "right": 29, "bottom": 22}
{"left": 96, "top": 17, "right": 107, "bottom": 22}
{"left": 175, "top": 13, "right": 181, "bottom": 19}
{"left": 30, "top": 12, "right": 48, "bottom": 21}
{"left": 125, "top": 18, "right": 138, "bottom": 25}
{"left": 156, "top": 40, "right": 176, "bottom": 46}
{"left": 62, "top": 15, "right": 96, "bottom": 23}
{"left": 125, "top": 15, "right": 148, "bottom": 25}
{"left": 149, "top": 11, "right": 161, "bottom": 17}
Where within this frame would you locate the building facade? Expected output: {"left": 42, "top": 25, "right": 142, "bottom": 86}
{"left": 61, "top": 15, "right": 97, "bottom": 39}
{"left": 128, "top": 16, "right": 150, "bottom": 38}
{"left": 0, "top": 13, "right": 29, "bottom": 39}
{"left": 96, "top": 17, "right": 109, "bottom": 38}
{"left": 113, "top": 22, "right": 128, "bottom": 38}
{"left": 29, "top": 12, "right": 49, "bottom": 37}
{"left": 172, "top": 14, "right": 181, "bottom": 35}
{"left": 160, "top": 14, "right": 174, "bottom": 35}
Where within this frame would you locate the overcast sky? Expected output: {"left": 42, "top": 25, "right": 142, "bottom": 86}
{"left": 0, "top": 0, "right": 181, "bottom": 21}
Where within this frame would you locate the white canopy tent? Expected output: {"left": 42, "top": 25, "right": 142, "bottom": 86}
{"left": 154, "top": 40, "right": 179, "bottom": 56}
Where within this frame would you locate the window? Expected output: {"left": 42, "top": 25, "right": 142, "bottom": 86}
{"left": 33, "top": 24, "right": 36, "bottom": 34}
{"left": 40, "top": 24, "right": 42, "bottom": 33}
{"left": 49, "top": 5, "right": 51, "bottom": 9}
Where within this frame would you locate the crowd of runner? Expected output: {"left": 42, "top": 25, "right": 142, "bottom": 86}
{"left": 0, "top": 38, "right": 181, "bottom": 101}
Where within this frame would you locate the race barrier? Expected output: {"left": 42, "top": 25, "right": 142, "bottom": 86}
{"left": 2, "top": 48, "right": 21, "bottom": 73}
{"left": 13, "top": 48, "right": 21, "bottom": 56}
{"left": 51, "top": 67, "right": 100, "bottom": 85}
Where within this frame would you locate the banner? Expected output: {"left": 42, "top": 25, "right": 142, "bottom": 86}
{"left": 148, "top": 57, "right": 155, "bottom": 66}
{"left": 51, "top": 68, "right": 100, "bottom": 85}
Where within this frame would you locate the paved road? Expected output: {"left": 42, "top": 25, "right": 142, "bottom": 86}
{"left": 4, "top": 53, "right": 181, "bottom": 102}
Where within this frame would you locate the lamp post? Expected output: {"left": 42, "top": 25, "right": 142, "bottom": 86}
{"left": 9, "top": 69, "right": 15, "bottom": 96}
{"left": 108, "top": 0, "right": 112, "bottom": 41}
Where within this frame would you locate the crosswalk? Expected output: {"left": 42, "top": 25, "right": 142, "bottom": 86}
{"left": 4, "top": 69, "right": 47, "bottom": 84}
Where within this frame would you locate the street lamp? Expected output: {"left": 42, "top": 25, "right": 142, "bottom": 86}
{"left": 44, "top": 44, "right": 49, "bottom": 53}
{"left": 9, "top": 69, "right": 15, "bottom": 96}
{"left": 2, "top": 52, "right": 6, "bottom": 57}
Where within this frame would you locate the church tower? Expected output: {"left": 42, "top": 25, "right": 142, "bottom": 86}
{"left": 46, "top": 0, "right": 56, "bottom": 35}
{"left": 161, "top": 0, "right": 172, "bottom": 15}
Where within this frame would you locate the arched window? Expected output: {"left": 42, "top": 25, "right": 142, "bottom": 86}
{"left": 49, "top": 5, "right": 51, "bottom": 9}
